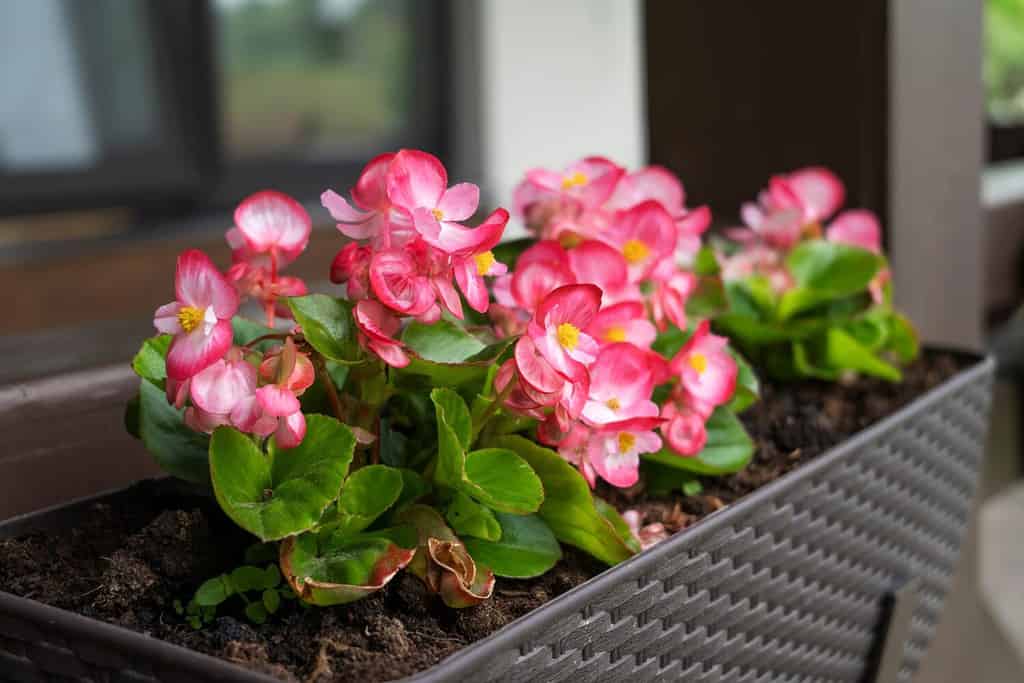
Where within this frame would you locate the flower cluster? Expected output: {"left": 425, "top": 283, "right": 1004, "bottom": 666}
{"left": 154, "top": 192, "right": 318, "bottom": 448}
{"left": 323, "top": 150, "right": 510, "bottom": 368}
{"left": 494, "top": 158, "right": 738, "bottom": 489}
{"left": 226, "top": 191, "right": 312, "bottom": 325}
{"left": 721, "top": 166, "right": 886, "bottom": 300}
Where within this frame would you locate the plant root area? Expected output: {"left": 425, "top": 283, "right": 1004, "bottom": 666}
{"left": 0, "top": 352, "right": 967, "bottom": 682}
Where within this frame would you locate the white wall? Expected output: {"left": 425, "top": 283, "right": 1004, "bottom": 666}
{"left": 453, "top": 0, "right": 647, "bottom": 227}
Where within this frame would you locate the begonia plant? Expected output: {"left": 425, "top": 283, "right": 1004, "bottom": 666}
{"left": 703, "top": 166, "right": 919, "bottom": 381}
{"left": 126, "top": 150, "right": 757, "bottom": 620}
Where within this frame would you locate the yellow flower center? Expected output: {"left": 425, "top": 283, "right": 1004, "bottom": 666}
{"left": 558, "top": 231, "right": 583, "bottom": 249}
{"left": 617, "top": 432, "right": 636, "bottom": 454}
{"left": 606, "top": 397, "right": 621, "bottom": 411}
{"left": 622, "top": 239, "right": 650, "bottom": 265}
{"left": 561, "top": 171, "right": 588, "bottom": 189}
{"left": 177, "top": 306, "right": 205, "bottom": 334}
{"left": 605, "top": 326, "right": 627, "bottom": 343}
{"left": 474, "top": 250, "right": 496, "bottom": 276}
{"left": 556, "top": 322, "right": 580, "bottom": 351}
{"left": 689, "top": 352, "right": 708, "bottom": 374}
{"left": 431, "top": 208, "right": 445, "bottom": 220}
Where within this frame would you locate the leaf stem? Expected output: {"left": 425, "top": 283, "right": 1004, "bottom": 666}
{"left": 243, "top": 333, "right": 291, "bottom": 349}
{"left": 313, "top": 353, "right": 345, "bottom": 426}
{"left": 472, "top": 370, "right": 516, "bottom": 444}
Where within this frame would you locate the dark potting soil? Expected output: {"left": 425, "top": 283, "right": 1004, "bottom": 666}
{"left": 0, "top": 352, "right": 969, "bottom": 682}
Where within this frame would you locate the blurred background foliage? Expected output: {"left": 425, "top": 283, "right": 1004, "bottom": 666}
{"left": 987, "top": 0, "right": 1024, "bottom": 124}
{"left": 216, "top": 0, "right": 413, "bottom": 160}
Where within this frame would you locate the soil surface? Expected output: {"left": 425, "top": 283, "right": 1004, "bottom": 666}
{"left": 0, "top": 352, "right": 969, "bottom": 682}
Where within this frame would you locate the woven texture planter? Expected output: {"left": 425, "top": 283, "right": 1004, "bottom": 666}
{"left": 0, "top": 356, "right": 995, "bottom": 683}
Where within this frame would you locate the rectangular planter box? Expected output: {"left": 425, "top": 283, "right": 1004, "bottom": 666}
{"left": 0, "top": 354, "right": 995, "bottom": 683}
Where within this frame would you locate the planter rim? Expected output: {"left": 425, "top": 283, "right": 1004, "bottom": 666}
{"left": 0, "top": 352, "right": 994, "bottom": 683}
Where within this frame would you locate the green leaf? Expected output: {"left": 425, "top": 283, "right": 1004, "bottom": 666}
{"left": 232, "top": 317, "right": 277, "bottom": 350}
{"left": 594, "top": 498, "right": 642, "bottom": 554}
{"left": 124, "top": 394, "right": 140, "bottom": 439}
{"left": 786, "top": 240, "right": 882, "bottom": 297}
{"left": 641, "top": 461, "right": 703, "bottom": 496}
{"left": 446, "top": 490, "right": 501, "bottom": 541}
{"left": 464, "top": 512, "right": 562, "bottom": 578}
{"left": 686, "top": 277, "right": 728, "bottom": 317}
{"left": 777, "top": 286, "right": 842, "bottom": 320}
{"left": 644, "top": 407, "right": 755, "bottom": 475}
{"left": 136, "top": 378, "right": 211, "bottom": 484}
{"left": 402, "top": 320, "right": 487, "bottom": 363}
{"left": 209, "top": 415, "right": 356, "bottom": 542}
{"left": 886, "top": 312, "right": 920, "bottom": 363}
{"left": 693, "top": 245, "right": 720, "bottom": 276}
{"left": 330, "top": 465, "right": 404, "bottom": 537}
{"left": 286, "top": 295, "right": 361, "bottom": 363}
{"left": 396, "top": 337, "right": 515, "bottom": 387}
{"left": 262, "top": 589, "right": 281, "bottom": 615}
{"left": 244, "top": 602, "right": 268, "bottom": 624}
{"left": 230, "top": 566, "right": 271, "bottom": 593}
{"left": 712, "top": 313, "right": 799, "bottom": 345}
{"left": 726, "top": 347, "right": 759, "bottom": 413}
{"left": 393, "top": 469, "right": 431, "bottom": 511}
{"left": 489, "top": 435, "right": 634, "bottom": 565}
{"left": 460, "top": 448, "right": 544, "bottom": 514}
{"left": 431, "top": 388, "right": 471, "bottom": 487}
{"left": 132, "top": 335, "right": 171, "bottom": 386}
{"left": 279, "top": 529, "right": 415, "bottom": 606}
{"left": 379, "top": 418, "right": 409, "bottom": 467}
{"left": 651, "top": 324, "right": 689, "bottom": 358}
{"left": 194, "top": 576, "right": 233, "bottom": 606}
{"left": 683, "top": 479, "right": 703, "bottom": 496}
{"left": 843, "top": 309, "right": 890, "bottom": 351}
{"left": 821, "top": 327, "right": 902, "bottom": 381}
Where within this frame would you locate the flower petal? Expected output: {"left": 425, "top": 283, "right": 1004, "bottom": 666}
{"left": 386, "top": 149, "right": 448, "bottom": 212}
{"left": 536, "top": 283, "right": 603, "bottom": 330}
{"left": 274, "top": 411, "right": 306, "bottom": 449}
{"left": 826, "top": 209, "right": 881, "bottom": 253}
{"left": 175, "top": 249, "right": 239, "bottom": 319}
{"left": 234, "top": 190, "right": 312, "bottom": 257}
{"left": 165, "top": 319, "right": 233, "bottom": 381}
{"left": 437, "top": 183, "right": 480, "bottom": 221}
{"left": 153, "top": 301, "right": 184, "bottom": 335}
{"left": 190, "top": 358, "right": 256, "bottom": 414}
{"left": 786, "top": 166, "right": 845, "bottom": 222}
{"left": 351, "top": 152, "right": 396, "bottom": 211}
{"left": 256, "top": 385, "right": 301, "bottom": 418}
{"left": 567, "top": 240, "right": 628, "bottom": 294}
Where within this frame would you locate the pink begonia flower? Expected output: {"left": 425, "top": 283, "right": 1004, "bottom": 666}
{"left": 527, "top": 284, "right": 603, "bottom": 381}
{"left": 622, "top": 510, "right": 670, "bottom": 550}
{"left": 511, "top": 259, "right": 576, "bottom": 314}
{"left": 511, "top": 335, "right": 590, "bottom": 437}
{"left": 781, "top": 166, "right": 845, "bottom": 224}
{"left": 601, "top": 200, "right": 677, "bottom": 283}
{"left": 321, "top": 152, "right": 397, "bottom": 242}
{"left": 329, "top": 242, "right": 373, "bottom": 300}
{"left": 718, "top": 244, "right": 794, "bottom": 294}
{"left": 382, "top": 149, "right": 481, "bottom": 249}
{"left": 494, "top": 360, "right": 547, "bottom": 421}
{"left": 154, "top": 249, "right": 239, "bottom": 381}
{"left": 604, "top": 166, "right": 711, "bottom": 257}
{"left": 649, "top": 271, "right": 697, "bottom": 332}
{"left": 733, "top": 202, "right": 804, "bottom": 250}
{"left": 353, "top": 299, "right": 410, "bottom": 368}
{"left": 566, "top": 240, "right": 628, "bottom": 298}
{"left": 449, "top": 209, "right": 512, "bottom": 313}
{"left": 826, "top": 209, "right": 881, "bottom": 253}
{"left": 166, "top": 377, "right": 191, "bottom": 409}
{"left": 184, "top": 347, "right": 256, "bottom": 434}
{"left": 587, "top": 416, "right": 663, "bottom": 488}
{"left": 669, "top": 321, "right": 737, "bottom": 415}
{"left": 660, "top": 400, "right": 708, "bottom": 456}
{"left": 557, "top": 423, "right": 598, "bottom": 489}
{"left": 581, "top": 343, "right": 661, "bottom": 426}
{"left": 231, "top": 339, "right": 310, "bottom": 449}
{"left": 524, "top": 156, "right": 625, "bottom": 211}
{"left": 587, "top": 301, "right": 657, "bottom": 349}
{"left": 368, "top": 248, "right": 436, "bottom": 317}
{"left": 229, "top": 190, "right": 311, "bottom": 267}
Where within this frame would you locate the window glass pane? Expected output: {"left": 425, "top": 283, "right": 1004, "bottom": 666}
{"left": 987, "top": 0, "right": 1024, "bottom": 125}
{"left": 215, "top": 0, "right": 415, "bottom": 161}
{"left": 0, "top": 0, "right": 163, "bottom": 172}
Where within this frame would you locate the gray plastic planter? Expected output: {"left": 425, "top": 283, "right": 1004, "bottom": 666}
{"left": 0, "top": 355, "right": 995, "bottom": 683}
